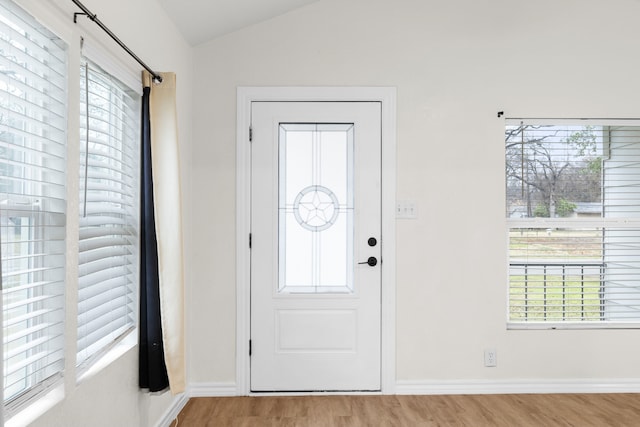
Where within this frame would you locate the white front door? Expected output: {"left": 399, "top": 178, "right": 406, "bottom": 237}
{"left": 250, "top": 101, "right": 382, "bottom": 392}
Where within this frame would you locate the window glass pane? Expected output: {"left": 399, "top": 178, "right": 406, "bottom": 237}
{"left": 77, "top": 60, "right": 139, "bottom": 369}
{"left": 603, "top": 227, "right": 640, "bottom": 321}
{"left": 509, "top": 227, "right": 604, "bottom": 322}
{"left": 0, "top": 0, "right": 67, "bottom": 406}
{"left": 604, "top": 127, "right": 640, "bottom": 219}
{"left": 278, "top": 124, "right": 354, "bottom": 293}
{"left": 506, "top": 122, "right": 640, "bottom": 324}
{"left": 506, "top": 125, "right": 604, "bottom": 219}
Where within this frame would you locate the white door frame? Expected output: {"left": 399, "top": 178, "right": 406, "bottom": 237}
{"left": 236, "top": 87, "right": 396, "bottom": 395}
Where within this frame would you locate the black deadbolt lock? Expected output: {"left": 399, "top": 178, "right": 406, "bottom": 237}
{"left": 368, "top": 237, "right": 377, "bottom": 247}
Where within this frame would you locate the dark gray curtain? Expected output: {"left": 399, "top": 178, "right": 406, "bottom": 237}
{"left": 139, "top": 85, "right": 169, "bottom": 392}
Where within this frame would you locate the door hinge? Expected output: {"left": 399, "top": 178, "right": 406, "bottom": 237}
{"left": 249, "top": 339, "right": 252, "bottom": 356}
{"left": 249, "top": 233, "right": 252, "bottom": 249}
{"left": 249, "top": 127, "right": 253, "bottom": 142}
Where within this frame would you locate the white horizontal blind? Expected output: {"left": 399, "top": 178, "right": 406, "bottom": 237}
{"left": 77, "top": 59, "right": 140, "bottom": 369}
{"left": 506, "top": 122, "right": 640, "bottom": 324}
{"left": 0, "top": 0, "right": 67, "bottom": 407}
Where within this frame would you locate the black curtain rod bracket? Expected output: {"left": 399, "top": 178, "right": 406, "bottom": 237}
{"left": 71, "top": 0, "right": 163, "bottom": 83}
{"left": 73, "top": 12, "right": 87, "bottom": 24}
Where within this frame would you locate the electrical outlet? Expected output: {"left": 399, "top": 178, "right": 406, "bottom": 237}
{"left": 484, "top": 349, "right": 497, "bottom": 367}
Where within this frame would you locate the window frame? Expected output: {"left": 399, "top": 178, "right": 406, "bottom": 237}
{"left": 75, "top": 56, "right": 141, "bottom": 374}
{"left": 505, "top": 118, "right": 640, "bottom": 330}
{"left": 1, "top": 0, "right": 143, "bottom": 420}
{"left": 0, "top": 0, "right": 68, "bottom": 413}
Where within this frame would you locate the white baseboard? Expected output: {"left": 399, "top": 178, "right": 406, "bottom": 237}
{"left": 395, "top": 379, "right": 640, "bottom": 395}
{"left": 188, "top": 382, "right": 238, "bottom": 397}
{"left": 154, "top": 393, "right": 189, "bottom": 427}
{"left": 153, "top": 383, "right": 237, "bottom": 427}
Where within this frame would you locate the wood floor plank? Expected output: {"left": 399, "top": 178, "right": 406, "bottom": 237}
{"left": 171, "top": 394, "right": 640, "bottom": 426}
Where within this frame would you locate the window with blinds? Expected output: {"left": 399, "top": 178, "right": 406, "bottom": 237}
{"left": 77, "top": 60, "right": 140, "bottom": 369}
{"left": 506, "top": 120, "right": 640, "bottom": 325}
{"left": 0, "top": 0, "right": 67, "bottom": 407}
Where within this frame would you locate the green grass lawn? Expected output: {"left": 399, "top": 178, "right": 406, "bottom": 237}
{"left": 509, "top": 228, "right": 603, "bottom": 321}
{"left": 509, "top": 229, "right": 602, "bottom": 259}
{"left": 509, "top": 274, "right": 602, "bottom": 321}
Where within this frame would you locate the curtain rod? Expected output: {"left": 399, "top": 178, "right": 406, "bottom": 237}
{"left": 71, "top": 0, "right": 163, "bottom": 83}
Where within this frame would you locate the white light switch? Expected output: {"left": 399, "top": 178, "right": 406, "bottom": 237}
{"left": 396, "top": 200, "right": 418, "bottom": 219}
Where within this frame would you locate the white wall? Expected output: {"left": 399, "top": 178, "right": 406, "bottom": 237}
{"left": 191, "top": 0, "right": 640, "bottom": 389}
{"left": 13, "top": 0, "right": 193, "bottom": 425}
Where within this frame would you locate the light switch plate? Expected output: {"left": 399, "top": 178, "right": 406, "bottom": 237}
{"left": 396, "top": 200, "right": 418, "bottom": 219}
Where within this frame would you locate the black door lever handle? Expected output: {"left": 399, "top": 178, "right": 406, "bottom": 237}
{"left": 358, "top": 257, "right": 377, "bottom": 267}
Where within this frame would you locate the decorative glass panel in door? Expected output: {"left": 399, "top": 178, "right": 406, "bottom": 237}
{"left": 278, "top": 124, "right": 354, "bottom": 293}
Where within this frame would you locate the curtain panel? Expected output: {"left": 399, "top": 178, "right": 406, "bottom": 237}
{"left": 139, "top": 71, "right": 186, "bottom": 394}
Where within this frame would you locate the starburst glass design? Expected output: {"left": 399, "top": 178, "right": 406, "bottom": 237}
{"left": 278, "top": 123, "right": 354, "bottom": 293}
{"left": 294, "top": 185, "right": 340, "bottom": 231}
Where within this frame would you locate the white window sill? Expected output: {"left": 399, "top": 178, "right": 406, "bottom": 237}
{"left": 5, "top": 384, "right": 65, "bottom": 427}
{"left": 508, "top": 322, "right": 640, "bottom": 330}
{"left": 77, "top": 329, "right": 138, "bottom": 384}
{"left": 4, "top": 324, "right": 137, "bottom": 426}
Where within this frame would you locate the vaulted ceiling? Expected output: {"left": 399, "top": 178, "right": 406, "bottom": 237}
{"left": 156, "top": 0, "right": 320, "bottom": 46}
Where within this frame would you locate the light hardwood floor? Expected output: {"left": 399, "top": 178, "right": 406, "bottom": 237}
{"left": 172, "top": 394, "right": 640, "bottom": 426}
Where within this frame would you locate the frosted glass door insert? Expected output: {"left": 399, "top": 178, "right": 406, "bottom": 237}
{"left": 278, "top": 123, "right": 354, "bottom": 293}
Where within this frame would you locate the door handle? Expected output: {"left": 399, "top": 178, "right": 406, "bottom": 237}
{"left": 358, "top": 257, "right": 377, "bottom": 267}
